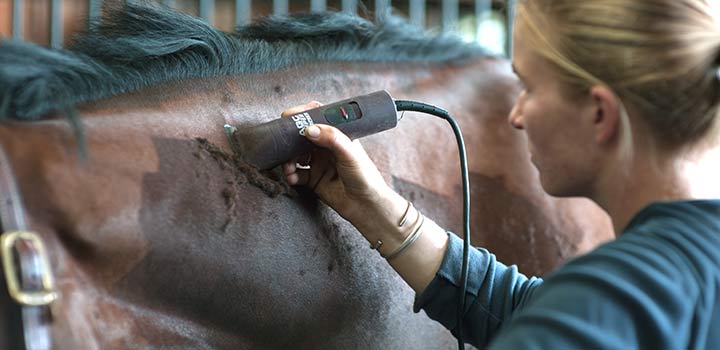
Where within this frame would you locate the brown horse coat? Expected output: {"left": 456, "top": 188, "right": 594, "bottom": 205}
{"left": 0, "top": 4, "right": 613, "bottom": 349}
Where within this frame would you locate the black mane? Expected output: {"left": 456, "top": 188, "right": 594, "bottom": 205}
{"left": 0, "top": 1, "right": 486, "bottom": 121}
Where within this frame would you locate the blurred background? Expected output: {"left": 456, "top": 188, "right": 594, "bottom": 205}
{"left": 0, "top": 0, "right": 516, "bottom": 56}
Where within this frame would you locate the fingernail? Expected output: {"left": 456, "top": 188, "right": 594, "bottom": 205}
{"left": 305, "top": 125, "right": 320, "bottom": 138}
{"left": 287, "top": 173, "right": 298, "bottom": 185}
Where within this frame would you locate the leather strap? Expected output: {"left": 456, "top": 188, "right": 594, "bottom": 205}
{"left": 0, "top": 144, "right": 56, "bottom": 350}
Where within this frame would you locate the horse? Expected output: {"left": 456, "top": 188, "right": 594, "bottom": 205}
{"left": 0, "top": 3, "right": 614, "bottom": 349}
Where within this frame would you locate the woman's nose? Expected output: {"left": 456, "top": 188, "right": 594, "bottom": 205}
{"left": 508, "top": 95, "right": 525, "bottom": 130}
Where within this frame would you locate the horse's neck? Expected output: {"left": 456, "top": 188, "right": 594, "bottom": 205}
{"left": 0, "top": 59, "right": 511, "bottom": 349}
{"left": 0, "top": 59, "right": 519, "bottom": 288}
{"left": 3, "top": 58, "right": 507, "bottom": 243}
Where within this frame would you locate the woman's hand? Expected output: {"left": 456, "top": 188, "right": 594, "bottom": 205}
{"left": 281, "top": 102, "right": 449, "bottom": 293}
{"left": 281, "top": 102, "right": 399, "bottom": 231}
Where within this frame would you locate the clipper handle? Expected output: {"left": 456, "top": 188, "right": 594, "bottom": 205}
{"left": 230, "top": 90, "right": 398, "bottom": 170}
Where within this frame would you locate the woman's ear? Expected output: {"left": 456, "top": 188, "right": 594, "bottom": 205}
{"left": 589, "top": 86, "right": 621, "bottom": 146}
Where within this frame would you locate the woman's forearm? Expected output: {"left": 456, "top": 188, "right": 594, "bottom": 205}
{"left": 351, "top": 190, "right": 450, "bottom": 294}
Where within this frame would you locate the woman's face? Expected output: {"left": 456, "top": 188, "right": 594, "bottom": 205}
{"left": 509, "top": 27, "right": 602, "bottom": 198}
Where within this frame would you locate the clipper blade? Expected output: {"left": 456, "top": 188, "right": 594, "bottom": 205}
{"left": 223, "top": 124, "right": 240, "bottom": 154}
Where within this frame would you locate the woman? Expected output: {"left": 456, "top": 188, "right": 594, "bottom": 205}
{"left": 281, "top": 0, "right": 720, "bottom": 348}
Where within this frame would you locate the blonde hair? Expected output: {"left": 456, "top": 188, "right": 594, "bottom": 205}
{"left": 516, "top": 0, "right": 720, "bottom": 150}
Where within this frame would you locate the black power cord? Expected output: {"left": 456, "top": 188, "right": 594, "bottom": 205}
{"left": 394, "top": 100, "right": 470, "bottom": 350}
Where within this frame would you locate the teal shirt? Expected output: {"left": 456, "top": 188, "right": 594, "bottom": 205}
{"left": 414, "top": 200, "right": 720, "bottom": 349}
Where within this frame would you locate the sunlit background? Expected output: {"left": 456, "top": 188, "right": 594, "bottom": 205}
{"left": 4, "top": 0, "right": 718, "bottom": 59}
{"left": 0, "top": 0, "right": 514, "bottom": 56}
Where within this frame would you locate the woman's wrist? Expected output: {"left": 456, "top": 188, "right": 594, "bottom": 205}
{"left": 387, "top": 216, "right": 449, "bottom": 293}
{"left": 348, "top": 188, "right": 411, "bottom": 245}
{"left": 347, "top": 188, "right": 449, "bottom": 293}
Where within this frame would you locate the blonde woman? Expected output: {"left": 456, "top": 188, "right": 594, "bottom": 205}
{"left": 282, "top": 0, "right": 720, "bottom": 348}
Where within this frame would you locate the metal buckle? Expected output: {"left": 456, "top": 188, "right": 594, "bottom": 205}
{"left": 1, "top": 231, "right": 58, "bottom": 306}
